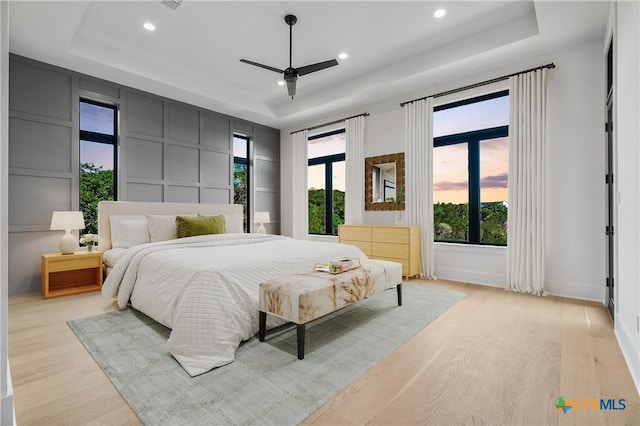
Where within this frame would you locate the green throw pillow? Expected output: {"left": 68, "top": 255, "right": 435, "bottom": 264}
{"left": 176, "top": 215, "right": 225, "bottom": 238}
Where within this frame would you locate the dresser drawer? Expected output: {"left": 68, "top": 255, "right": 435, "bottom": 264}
{"left": 372, "top": 256, "right": 409, "bottom": 275}
{"left": 339, "top": 226, "right": 372, "bottom": 242}
{"left": 372, "top": 227, "right": 409, "bottom": 244}
{"left": 372, "top": 242, "right": 409, "bottom": 259}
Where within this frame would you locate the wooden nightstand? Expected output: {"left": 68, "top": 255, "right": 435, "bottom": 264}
{"left": 41, "top": 252, "right": 103, "bottom": 298}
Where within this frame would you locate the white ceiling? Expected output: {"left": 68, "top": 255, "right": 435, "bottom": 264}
{"left": 8, "top": 1, "right": 610, "bottom": 129}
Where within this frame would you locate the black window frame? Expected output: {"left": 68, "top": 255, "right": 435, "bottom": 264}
{"left": 433, "top": 90, "right": 509, "bottom": 246}
{"left": 233, "top": 133, "right": 251, "bottom": 232}
{"left": 308, "top": 128, "right": 346, "bottom": 236}
{"left": 79, "top": 98, "right": 118, "bottom": 198}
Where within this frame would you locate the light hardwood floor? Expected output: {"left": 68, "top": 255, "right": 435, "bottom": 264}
{"left": 8, "top": 280, "right": 639, "bottom": 425}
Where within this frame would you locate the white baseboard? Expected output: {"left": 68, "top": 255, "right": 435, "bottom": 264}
{"left": 435, "top": 271, "right": 605, "bottom": 303}
{"left": 434, "top": 267, "right": 505, "bottom": 288}
{"left": 615, "top": 318, "right": 640, "bottom": 397}
{"left": 545, "top": 279, "right": 605, "bottom": 303}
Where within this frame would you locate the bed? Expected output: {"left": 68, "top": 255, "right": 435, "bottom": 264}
{"left": 99, "top": 201, "right": 370, "bottom": 376}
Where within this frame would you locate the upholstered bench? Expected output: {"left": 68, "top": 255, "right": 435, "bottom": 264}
{"left": 258, "top": 259, "right": 403, "bottom": 359}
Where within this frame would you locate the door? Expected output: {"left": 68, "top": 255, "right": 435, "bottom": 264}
{"left": 605, "top": 37, "right": 615, "bottom": 322}
{"left": 606, "top": 100, "right": 614, "bottom": 321}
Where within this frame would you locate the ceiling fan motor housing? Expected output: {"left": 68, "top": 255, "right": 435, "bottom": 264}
{"left": 284, "top": 67, "right": 298, "bottom": 82}
{"left": 285, "top": 14, "right": 297, "bottom": 26}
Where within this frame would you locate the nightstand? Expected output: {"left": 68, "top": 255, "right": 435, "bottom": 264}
{"left": 41, "top": 252, "right": 103, "bottom": 298}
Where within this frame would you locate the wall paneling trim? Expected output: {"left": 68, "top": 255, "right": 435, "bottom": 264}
{"left": 8, "top": 54, "right": 280, "bottom": 295}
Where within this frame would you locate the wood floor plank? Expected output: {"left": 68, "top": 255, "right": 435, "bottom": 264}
{"left": 557, "top": 300, "right": 640, "bottom": 426}
{"left": 302, "top": 407, "right": 354, "bottom": 426}
{"left": 8, "top": 280, "right": 639, "bottom": 425}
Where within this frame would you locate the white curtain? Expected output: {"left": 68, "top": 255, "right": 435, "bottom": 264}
{"left": 506, "top": 69, "right": 548, "bottom": 295}
{"left": 291, "top": 130, "right": 309, "bottom": 240}
{"left": 345, "top": 115, "right": 366, "bottom": 224}
{"left": 402, "top": 98, "right": 436, "bottom": 279}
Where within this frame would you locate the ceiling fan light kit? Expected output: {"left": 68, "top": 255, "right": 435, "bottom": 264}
{"left": 240, "top": 14, "right": 339, "bottom": 99}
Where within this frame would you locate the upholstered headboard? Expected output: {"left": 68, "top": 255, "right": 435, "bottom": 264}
{"left": 97, "top": 201, "right": 243, "bottom": 252}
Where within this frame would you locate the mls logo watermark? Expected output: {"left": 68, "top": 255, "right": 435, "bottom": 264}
{"left": 554, "top": 396, "right": 626, "bottom": 414}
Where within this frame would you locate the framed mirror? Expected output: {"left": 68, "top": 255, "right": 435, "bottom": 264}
{"left": 365, "top": 152, "right": 405, "bottom": 211}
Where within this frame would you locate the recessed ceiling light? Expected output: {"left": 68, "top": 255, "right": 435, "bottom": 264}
{"left": 143, "top": 22, "right": 156, "bottom": 31}
{"left": 277, "top": 80, "right": 285, "bottom": 86}
{"left": 433, "top": 9, "right": 447, "bottom": 18}
{"left": 338, "top": 52, "right": 348, "bottom": 60}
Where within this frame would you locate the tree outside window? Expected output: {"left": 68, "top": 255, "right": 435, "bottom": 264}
{"left": 80, "top": 100, "right": 117, "bottom": 235}
{"left": 233, "top": 134, "right": 250, "bottom": 231}
{"left": 308, "top": 129, "right": 346, "bottom": 235}
{"left": 433, "top": 91, "right": 509, "bottom": 245}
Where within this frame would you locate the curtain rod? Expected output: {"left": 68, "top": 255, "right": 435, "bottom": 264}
{"left": 400, "top": 63, "right": 556, "bottom": 107}
{"left": 290, "top": 112, "right": 370, "bottom": 135}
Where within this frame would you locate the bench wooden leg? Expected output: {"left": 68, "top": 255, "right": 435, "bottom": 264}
{"left": 297, "top": 323, "right": 305, "bottom": 360}
{"left": 397, "top": 283, "right": 402, "bottom": 306}
{"left": 259, "top": 311, "right": 266, "bottom": 342}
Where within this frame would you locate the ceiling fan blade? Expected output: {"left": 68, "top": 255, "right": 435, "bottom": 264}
{"left": 297, "top": 59, "right": 339, "bottom": 76}
{"left": 287, "top": 80, "right": 296, "bottom": 97}
{"left": 239, "top": 59, "right": 284, "bottom": 74}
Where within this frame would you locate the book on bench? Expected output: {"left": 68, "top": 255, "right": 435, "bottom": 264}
{"left": 314, "top": 258, "right": 361, "bottom": 274}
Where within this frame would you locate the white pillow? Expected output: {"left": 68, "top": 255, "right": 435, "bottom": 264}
{"left": 109, "top": 215, "right": 150, "bottom": 248}
{"left": 223, "top": 213, "right": 244, "bottom": 233}
{"left": 146, "top": 214, "right": 179, "bottom": 242}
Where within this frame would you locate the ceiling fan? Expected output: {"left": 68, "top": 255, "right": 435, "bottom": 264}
{"left": 240, "top": 14, "right": 339, "bottom": 98}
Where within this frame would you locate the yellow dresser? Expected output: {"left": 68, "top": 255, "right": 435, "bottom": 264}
{"left": 338, "top": 225, "right": 421, "bottom": 278}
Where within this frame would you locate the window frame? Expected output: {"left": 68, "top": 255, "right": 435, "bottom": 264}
{"left": 433, "top": 90, "right": 509, "bottom": 246}
{"left": 308, "top": 128, "right": 346, "bottom": 236}
{"left": 79, "top": 98, "right": 118, "bottom": 198}
{"left": 233, "top": 134, "right": 251, "bottom": 232}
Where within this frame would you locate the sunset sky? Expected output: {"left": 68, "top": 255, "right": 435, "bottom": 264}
{"left": 81, "top": 94, "right": 509, "bottom": 204}
{"left": 307, "top": 94, "right": 509, "bottom": 204}
{"left": 80, "top": 102, "right": 115, "bottom": 170}
{"left": 307, "top": 132, "right": 346, "bottom": 191}
{"left": 433, "top": 95, "right": 509, "bottom": 204}
{"left": 234, "top": 136, "right": 247, "bottom": 158}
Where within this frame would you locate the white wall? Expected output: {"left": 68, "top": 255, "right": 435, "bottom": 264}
{"left": 545, "top": 39, "right": 605, "bottom": 302}
{"left": 281, "top": 38, "right": 606, "bottom": 302}
{"left": 613, "top": 0, "right": 640, "bottom": 394}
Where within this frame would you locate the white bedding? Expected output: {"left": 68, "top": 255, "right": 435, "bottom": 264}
{"left": 102, "top": 233, "right": 367, "bottom": 376}
{"left": 102, "top": 248, "right": 128, "bottom": 268}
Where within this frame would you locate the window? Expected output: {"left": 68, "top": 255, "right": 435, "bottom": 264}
{"left": 233, "top": 134, "right": 250, "bottom": 231}
{"left": 433, "top": 90, "right": 509, "bottom": 245}
{"left": 80, "top": 99, "right": 117, "bottom": 234}
{"left": 308, "top": 129, "right": 346, "bottom": 235}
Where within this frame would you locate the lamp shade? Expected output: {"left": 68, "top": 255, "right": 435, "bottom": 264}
{"left": 254, "top": 211, "right": 270, "bottom": 224}
{"left": 50, "top": 211, "right": 85, "bottom": 231}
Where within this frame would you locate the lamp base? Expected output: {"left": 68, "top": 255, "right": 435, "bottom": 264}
{"left": 59, "top": 231, "right": 78, "bottom": 254}
{"left": 256, "top": 224, "right": 267, "bottom": 234}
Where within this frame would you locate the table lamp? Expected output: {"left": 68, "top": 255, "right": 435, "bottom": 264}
{"left": 50, "top": 211, "right": 85, "bottom": 254}
{"left": 254, "top": 211, "right": 270, "bottom": 234}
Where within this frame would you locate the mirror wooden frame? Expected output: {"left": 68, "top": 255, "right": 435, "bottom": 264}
{"left": 365, "top": 152, "right": 405, "bottom": 211}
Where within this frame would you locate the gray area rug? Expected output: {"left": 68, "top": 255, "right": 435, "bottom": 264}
{"left": 68, "top": 284, "right": 465, "bottom": 425}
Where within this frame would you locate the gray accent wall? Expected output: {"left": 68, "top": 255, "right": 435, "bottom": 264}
{"left": 8, "top": 55, "right": 280, "bottom": 296}
{"left": 253, "top": 126, "right": 280, "bottom": 235}
{"left": 121, "top": 90, "right": 234, "bottom": 204}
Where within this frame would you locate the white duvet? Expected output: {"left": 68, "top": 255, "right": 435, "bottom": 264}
{"left": 102, "top": 234, "right": 367, "bottom": 376}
